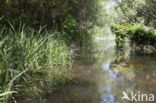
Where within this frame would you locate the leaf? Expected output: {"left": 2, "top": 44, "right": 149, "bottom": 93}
{"left": 0, "top": 91, "right": 17, "bottom": 97}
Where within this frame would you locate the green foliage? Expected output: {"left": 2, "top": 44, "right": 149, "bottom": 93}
{"left": 111, "top": 25, "right": 156, "bottom": 49}
{"left": 108, "top": 0, "right": 156, "bottom": 51}
{"left": 111, "top": 25, "right": 129, "bottom": 48}
{"left": 113, "top": 0, "right": 156, "bottom": 28}
{"left": 0, "top": 0, "right": 107, "bottom": 45}
{"left": 0, "top": 0, "right": 108, "bottom": 102}
{"left": 0, "top": 25, "right": 73, "bottom": 102}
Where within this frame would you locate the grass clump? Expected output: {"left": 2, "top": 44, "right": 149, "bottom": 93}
{"left": 0, "top": 25, "right": 73, "bottom": 102}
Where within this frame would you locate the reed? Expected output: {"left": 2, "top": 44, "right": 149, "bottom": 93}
{"left": 0, "top": 25, "right": 73, "bottom": 102}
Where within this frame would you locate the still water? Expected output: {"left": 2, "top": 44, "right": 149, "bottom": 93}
{"left": 44, "top": 36, "right": 156, "bottom": 103}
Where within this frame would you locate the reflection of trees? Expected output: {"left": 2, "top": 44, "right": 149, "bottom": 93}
{"left": 113, "top": 48, "right": 130, "bottom": 64}
{"left": 75, "top": 36, "right": 156, "bottom": 103}
{"left": 111, "top": 51, "right": 156, "bottom": 102}
{"left": 129, "top": 57, "right": 156, "bottom": 96}
{"left": 78, "top": 37, "right": 116, "bottom": 65}
{"left": 92, "top": 38, "right": 116, "bottom": 65}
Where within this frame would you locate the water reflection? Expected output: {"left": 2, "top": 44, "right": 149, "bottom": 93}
{"left": 103, "top": 64, "right": 119, "bottom": 79}
{"left": 43, "top": 36, "right": 156, "bottom": 103}
{"left": 100, "top": 63, "right": 119, "bottom": 103}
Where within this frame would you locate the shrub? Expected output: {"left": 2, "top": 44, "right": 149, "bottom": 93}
{"left": 111, "top": 25, "right": 156, "bottom": 49}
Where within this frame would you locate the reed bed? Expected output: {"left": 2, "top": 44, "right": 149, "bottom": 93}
{"left": 0, "top": 25, "right": 73, "bottom": 102}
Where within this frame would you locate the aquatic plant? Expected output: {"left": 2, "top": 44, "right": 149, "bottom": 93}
{"left": 0, "top": 24, "right": 73, "bottom": 102}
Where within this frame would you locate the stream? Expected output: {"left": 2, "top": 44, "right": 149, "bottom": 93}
{"left": 43, "top": 36, "right": 156, "bottom": 103}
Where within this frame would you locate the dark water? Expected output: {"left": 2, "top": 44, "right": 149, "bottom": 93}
{"left": 44, "top": 37, "right": 156, "bottom": 103}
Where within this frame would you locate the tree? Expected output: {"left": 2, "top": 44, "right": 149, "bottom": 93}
{"left": 112, "top": 0, "right": 156, "bottom": 28}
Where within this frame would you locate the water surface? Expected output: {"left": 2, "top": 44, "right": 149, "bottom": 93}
{"left": 44, "top": 37, "right": 156, "bottom": 103}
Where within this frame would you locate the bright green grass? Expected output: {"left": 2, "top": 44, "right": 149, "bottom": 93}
{"left": 0, "top": 25, "right": 73, "bottom": 102}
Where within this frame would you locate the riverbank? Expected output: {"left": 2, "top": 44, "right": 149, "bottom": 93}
{"left": 111, "top": 25, "right": 156, "bottom": 53}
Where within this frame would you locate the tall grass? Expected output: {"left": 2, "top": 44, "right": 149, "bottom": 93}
{"left": 0, "top": 25, "right": 73, "bottom": 102}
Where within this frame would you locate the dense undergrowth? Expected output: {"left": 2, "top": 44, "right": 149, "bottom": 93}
{"left": 0, "top": 25, "right": 74, "bottom": 102}
{"left": 111, "top": 25, "right": 156, "bottom": 52}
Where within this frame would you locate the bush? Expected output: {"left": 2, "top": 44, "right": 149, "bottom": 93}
{"left": 111, "top": 25, "right": 156, "bottom": 49}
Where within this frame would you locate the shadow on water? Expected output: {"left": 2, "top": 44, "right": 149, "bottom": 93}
{"left": 43, "top": 36, "right": 156, "bottom": 103}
